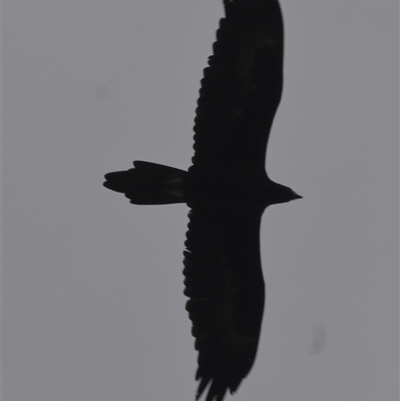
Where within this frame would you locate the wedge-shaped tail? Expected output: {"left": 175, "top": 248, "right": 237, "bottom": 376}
{"left": 104, "top": 161, "right": 187, "bottom": 205}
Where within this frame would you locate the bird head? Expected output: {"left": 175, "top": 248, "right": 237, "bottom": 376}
{"left": 267, "top": 181, "right": 302, "bottom": 206}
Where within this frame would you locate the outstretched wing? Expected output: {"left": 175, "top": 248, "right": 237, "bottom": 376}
{"left": 190, "top": 0, "right": 284, "bottom": 174}
{"left": 183, "top": 207, "right": 265, "bottom": 401}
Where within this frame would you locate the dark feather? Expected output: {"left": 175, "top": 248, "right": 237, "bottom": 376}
{"left": 184, "top": 208, "right": 265, "bottom": 400}
{"left": 104, "top": 161, "right": 187, "bottom": 205}
{"left": 190, "top": 0, "right": 284, "bottom": 175}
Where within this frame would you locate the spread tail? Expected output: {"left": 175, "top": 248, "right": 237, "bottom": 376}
{"left": 104, "top": 161, "right": 187, "bottom": 205}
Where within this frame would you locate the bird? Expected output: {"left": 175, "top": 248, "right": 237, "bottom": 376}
{"left": 103, "top": 1, "right": 301, "bottom": 400}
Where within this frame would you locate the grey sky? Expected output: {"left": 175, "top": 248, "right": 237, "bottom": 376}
{"left": 4, "top": 1, "right": 399, "bottom": 400}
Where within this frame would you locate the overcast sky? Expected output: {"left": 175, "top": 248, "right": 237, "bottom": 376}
{"left": 3, "top": 1, "right": 399, "bottom": 400}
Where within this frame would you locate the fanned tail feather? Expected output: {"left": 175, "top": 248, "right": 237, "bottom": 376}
{"left": 104, "top": 161, "right": 187, "bottom": 205}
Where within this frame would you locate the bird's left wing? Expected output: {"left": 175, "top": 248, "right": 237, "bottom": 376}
{"left": 190, "top": 0, "right": 284, "bottom": 174}
{"left": 183, "top": 206, "right": 265, "bottom": 401}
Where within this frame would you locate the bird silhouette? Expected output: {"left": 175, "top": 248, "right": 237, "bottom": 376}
{"left": 104, "top": 1, "right": 301, "bottom": 400}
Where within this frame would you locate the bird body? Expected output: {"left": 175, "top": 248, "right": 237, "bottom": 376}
{"left": 104, "top": 1, "right": 301, "bottom": 400}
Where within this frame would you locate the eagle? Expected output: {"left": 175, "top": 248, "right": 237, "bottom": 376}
{"left": 104, "top": 1, "right": 301, "bottom": 400}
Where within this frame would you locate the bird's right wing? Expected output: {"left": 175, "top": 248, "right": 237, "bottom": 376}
{"left": 183, "top": 206, "right": 265, "bottom": 401}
